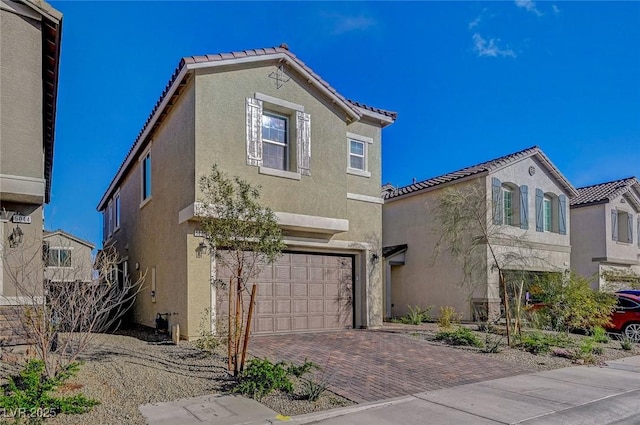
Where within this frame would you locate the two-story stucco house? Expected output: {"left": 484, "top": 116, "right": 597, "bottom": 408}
{"left": 382, "top": 146, "right": 578, "bottom": 321}
{"left": 43, "top": 230, "right": 94, "bottom": 283}
{"left": 97, "top": 45, "right": 396, "bottom": 339}
{"left": 570, "top": 177, "right": 640, "bottom": 291}
{"left": 0, "top": 0, "right": 62, "bottom": 316}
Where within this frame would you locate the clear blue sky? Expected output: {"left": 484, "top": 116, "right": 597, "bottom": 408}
{"left": 47, "top": 1, "right": 640, "bottom": 248}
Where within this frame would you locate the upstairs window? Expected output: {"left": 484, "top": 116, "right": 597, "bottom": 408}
{"left": 349, "top": 140, "right": 365, "bottom": 171}
{"left": 502, "top": 187, "right": 513, "bottom": 226}
{"left": 613, "top": 210, "right": 633, "bottom": 243}
{"left": 543, "top": 196, "right": 552, "bottom": 232}
{"left": 114, "top": 193, "right": 121, "bottom": 230}
{"left": 47, "top": 248, "right": 71, "bottom": 268}
{"left": 142, "top": 152, "right": 152, "bottom": 202}
{"left": 261, "top": 113, "right": 288, "bottom": 170}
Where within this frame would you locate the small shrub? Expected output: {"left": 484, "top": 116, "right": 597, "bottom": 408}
{"left": 438, "top": 306, "right": 461, "bottom": 329}
{"left": 401, "top": 305, "right": 432, "bottom": 325}
{"left": 299, "top": 377, "right": 328, "bottom": 402}
{"left": 286, "top": 358, "right": 319, "bottom": 378}
{"left": 195, "top": 309, "right": 228, "bottom": 354}
{"left": 435, "top": 326, "right": 482, "bottom": 347}
{"left": 234, "top": 358, "right": 293, "bottom": 401}
{"left": 0, "top": 360, "right": 99, "bottom": 417}
{"left": 592, "top": 345, "right": 605, "bottom": 355}
{"left": 579, "top": 338, "right": 595, "bottom": 355}
{"left": 481, "top": 332, "right": 504, "bottom": 353}
{"left": 620, "top": 336, "right": 635, "bottom": 351}
{"left": 591, "top": 326, "right": 609, "bottom": 344}
{"left": 519, "top": 332, "right": 551, "bottom": 355}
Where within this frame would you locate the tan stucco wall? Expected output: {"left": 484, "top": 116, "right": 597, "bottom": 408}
{"left": 0, "top": 7, "right": 44, "bottom": 181}
{"left": 1, "top": 204, "right": 44, "bottom": 300}
{"left": 43, "top": 233, "right": 93, "bottom": 282}
{"left": 104, "top": 80, "right": 196, "bottom": 335}
{"left": 570, "top": 204, "right": 606, "bottom": 287}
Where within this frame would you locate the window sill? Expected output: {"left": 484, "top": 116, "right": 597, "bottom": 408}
{"left": 347, "top": 168, "right": 371, "bottom": 178}
{"left": 139, "top": 196, "right": 152, "bottom": 209}
{"left": 258, "top": 167, "right": 301, "bottom": 180}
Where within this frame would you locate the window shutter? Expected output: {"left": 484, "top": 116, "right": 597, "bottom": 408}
{"left": 246, "top": 97, "right": 263, "bottom": 166}
{"left": 492, "top": 177, "right": 502, "bottom": 225}
{"left": 535, "top": 189, "right": 544, "bottom": 232}
{"left": 558, "top": 194, "right": 567, "bottom": 235}
{"left": 637, "top": 217, "right": 640, "bottom": 247}
{"left": 612, "top": 210, "right": 618, "bottom": 241}
{"left": 519, "top": 185, "right": 529, "bottom": 229}
{"left": 628, "top": 213, "right": 633, "bottom": 243}
{"left": 296, "top": 111, "right": 311, "bottom": 176}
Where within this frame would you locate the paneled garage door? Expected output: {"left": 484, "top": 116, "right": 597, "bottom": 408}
{"left": 217, "top": 252, "right": 353, "bottom": 334}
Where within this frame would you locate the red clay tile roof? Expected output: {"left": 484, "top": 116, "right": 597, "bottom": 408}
{"left": 98, "top": 45, "right": 396, "bottom": 210}
{"left": 383, "top": 146, "right": 577, "bottom": 201}
{"left": 570, "top": 177, "right": 639, "bottom": 207}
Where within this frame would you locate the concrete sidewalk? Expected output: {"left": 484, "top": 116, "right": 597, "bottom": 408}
{"left": 140, "top": 356, "right": 640, "bottom": 425}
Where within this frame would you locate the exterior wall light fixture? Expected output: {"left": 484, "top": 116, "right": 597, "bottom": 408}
{"left": 8, "top": 225, "right": 24, "bottom": 248}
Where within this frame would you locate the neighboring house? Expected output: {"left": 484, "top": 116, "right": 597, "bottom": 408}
{"left": 0, "top": 0, "right": 62, "bottom": 318}
{"left": 43, "top": 230, "right": 94, "bottom": 283}
{"left": 570, "top": 177, "right": 640, "bottom": 291}
{"left": 96, "top": 45, "right": 396, "bottom": 339}
{"left": 382, "top": 146, "right": 578, "bottom": 321}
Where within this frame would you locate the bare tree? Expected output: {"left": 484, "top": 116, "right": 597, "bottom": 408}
{"left": 2, "top": 237, "right": 145, "bottom": 378}
{"left": 198, "top": 164, "right": 285, "bottom": 375}
{"left": 433, "top": 183, "right": 555, "bottom": 345}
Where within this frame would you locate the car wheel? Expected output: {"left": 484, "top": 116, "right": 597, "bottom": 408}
{"left": 623, "top": 323, "right": 640, "bottom": 341}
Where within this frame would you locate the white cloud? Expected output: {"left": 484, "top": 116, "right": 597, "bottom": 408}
{"left": 468, "top": 16, "right": 481, "bottom": 29}
{"left": 515, "top": 0, "right": 543, "bottom": 16}
{"left": 325, "top": 13, "right": 377, "bottom": 35}
{"left": 473, "top": 33, "right": 516, "bottom": 58}
{"left": 552, "top": 4, "right": 560, "bottom": 14}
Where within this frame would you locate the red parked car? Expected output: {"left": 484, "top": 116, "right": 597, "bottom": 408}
{"left": 607, "top": 293, "right": 640, "bottom": 341}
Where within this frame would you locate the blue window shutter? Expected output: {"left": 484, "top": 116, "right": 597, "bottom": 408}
{"left": 612, "top": 210, "right": 618, "bottom": 241}
{"left": 628, "top": 213, "right": 633, "bottom": 243}
{"left": 492, "top": 177, "right": 502, "bottom": 225}
{"left": 558, "top": 194, "right": 567, "bottom": 235}
{"left": 535, "top": 189, "right": 544, "bottom": 232}
{"left": 519, "top": 185, "right": 528, "bottom": 229}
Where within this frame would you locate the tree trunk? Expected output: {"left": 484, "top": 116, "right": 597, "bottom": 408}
{"left": 240, "top": 284, "right": 257, "bottom": 373}
{"left": 500, "top": 270, "right": 511, "bottom": 346}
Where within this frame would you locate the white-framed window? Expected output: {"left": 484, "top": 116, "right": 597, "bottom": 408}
{"left": 346, "top": 133, "right": 373, "bottom": 178}
{"left": 114, "top": 192, "right": 121, "bottom": 231}
{"left": 613, "top": 209, "right": 633, "bottom": 243}
{"left": 261, "top": 112, "right": 288, "bottom": 171}
{"left": 46, "top": 248, "right": 72, "bottom": 268}
{"left": 141, "top": 151, "right": 152, "bottom": 204}
{"left": 502, "top": 187, "right": 513, "bottom": 226}
{"left": 543, "top": 196, "right": 552, "bottom": 232}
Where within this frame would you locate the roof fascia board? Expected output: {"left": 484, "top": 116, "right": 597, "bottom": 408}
{"left": 570, "top": 199, "right": 608, "bottom": 209}
{"left": 355, "top": 108, "right": 395, "bottom": 126}
{"left": 1, "top": 0, "right": 41, "bottom": 20}
{"left": 97, "top": 66, "right": 188, "bottom": 210}
{"left": 384, "top": 172, "right": 488, "bottom": 203}
{"left": 620, "top": 191, "right": 640, "bottom": 213}
{"left": 44, "top": 231, "right": 95, "bottom": 249}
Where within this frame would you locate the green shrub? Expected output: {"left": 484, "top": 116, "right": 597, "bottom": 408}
{"left": 286, "top": 358, "right": 319, "bottom": 378}
{"left": 435, "top": 326, "right": 482, "bottom": 347}
{"left": 0, "top": 360, "right": 98, "bottom": 417}
{"left": 438, "top": 306, "right": 461, "bottom": 329}
{"left": 234, "top": 358, "right": 293, "bottom": 400}
{"left": 481, "top": 332, "right": 504, "bottom": 353}
{"left": 591, "top": 326, "right": 609, "bottom": 344}
{"left": 400, "top": 305, "right": 432, "bottom": 325}
{"left": 531, "top": 273, "right": 617, "bottom": 333}
{"left": 620, "top": 336, "right": 635, "bottom": 351}
{"left": 299, "top": 377, "right": 328, "bottom": 402}
{"left": 519, "top": 332, "right": 552, "bottom": 355}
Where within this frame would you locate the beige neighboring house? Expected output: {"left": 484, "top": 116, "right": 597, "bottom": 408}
{"left": 382, "top": 146, "right": 578, "bottom": 321}
{"left": 570, "top": 177, "right": 640, "bottom": 291}
{"left": 0, "top": 0, "right": 62, "bottom": 315}
{"left": 96, "top": 45, "right": 396, "bottom": 339}
{"left": 43, "top": 230, "right": 94, "bottom": 283}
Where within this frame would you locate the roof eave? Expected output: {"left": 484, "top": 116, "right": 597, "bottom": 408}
{"left": 355, "top": 107, "right": 396, "bottom": 127}
{"left": 384, "top": 172, "right": 488, "bottom": 203}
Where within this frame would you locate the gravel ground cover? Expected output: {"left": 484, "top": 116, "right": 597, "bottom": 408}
{"left": 0, "top": 327, "right": 351, "bottom": 425}
{"left": 383, "top": 322, "right": 640, "bottom": 371}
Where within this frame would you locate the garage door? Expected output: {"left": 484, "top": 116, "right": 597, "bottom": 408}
{"left": 217, "top": 252, "right": 353, "bottom": 334}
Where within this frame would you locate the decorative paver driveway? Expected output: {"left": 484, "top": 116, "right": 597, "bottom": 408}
{"left": 249, "top": 330, "right": 533, "bottom": 403}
